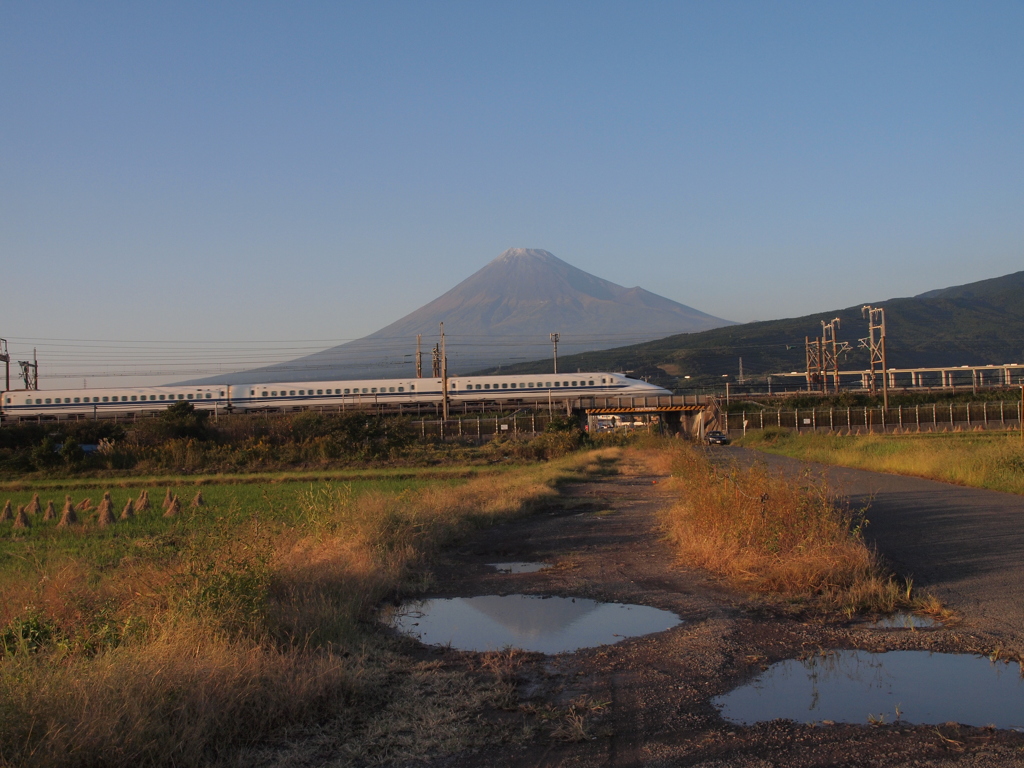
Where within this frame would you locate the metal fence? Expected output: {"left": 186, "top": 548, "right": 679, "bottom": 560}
{"left": 410, "top": 413, "right": 555, "bottom": 442}
{"left": 725, "top": 400, "right": 1024, "bottom": 435}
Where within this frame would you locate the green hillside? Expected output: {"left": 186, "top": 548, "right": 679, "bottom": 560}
{"left": 478, "top": 271, "right": 1024, "bottom": 388}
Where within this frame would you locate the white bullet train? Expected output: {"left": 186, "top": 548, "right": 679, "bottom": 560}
{"left": 1, "top": 372, "right": 671, "bottom": 421}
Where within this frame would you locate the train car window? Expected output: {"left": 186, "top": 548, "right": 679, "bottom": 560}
{"left": 388, "top": 387, "right": 394, "bottom": 392}
{"left": 317, "top": 389, "right": 323, "bottom": 395}
{"left": 553, "top": 382, "right": 560, "bottom": 387}
{"left": 464, "top": 384, "right": 472, "bottom": 390}
{"left": 131, "top": 396, "right": 137, "bottom": 401}
{"left": 179, "top": 394, "right": 185, "bottom": 400}
{"left": 206, "top": 393, "right": 212, "bottom": 399}
{"left": 289, "top": 391, "right": 295, "bottom": 396}
{"left": 362, "top": 388, "right": 368, "bottom": 393}
{"left": 500, "top": 383, "right": 506, "bottom": 389}
{"left": 483, "top": 384, "right": 489, "bottom": 389}
{"left": 220, "top": 391, "right": 225, "bottom": 396}
{"left": 510, "top": 383, "right": 516, "bottom": 389}
{"left": 588, "top": 380, "right": 594, "bottom": 386}
{"left": 370, "top": 387, "right": 377, "bottom": 393}
{"left": 45, "top": 398, "right": 52, "bottom": 404}
{"left": 102, "top": 397, "right": 109, "bottom": 402}
{"left": 545, "top": 382, "right": 552, "bottom": 387}
{"left": 299, "top": 390, "right": 305, "bottom": 395}
{"left": 410, "top": 385, "right": 415, "bottom": 391}
{"left": 74, "top": 397, "right": 80, "bottom": 403}
{"left": 571, "top": 381, "right": 577, "bottom": 387}
{"left": 271, "top": 391, "right": 277, "bottom": 396}
{"left": 342, "top": 388, "right": 349, "bottom": 394}
{"left": 398, "top": 387, "right": 404, "bottom": 392}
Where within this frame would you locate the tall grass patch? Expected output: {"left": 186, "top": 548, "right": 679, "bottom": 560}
{"left": 0, "top": 453, "right": 601, "bottom": 767}
{"left": 658, "top": 443, "right": 908, "bottom": 613}
{"left": 739, "top": 429, "right": 1024, "bottom": 495}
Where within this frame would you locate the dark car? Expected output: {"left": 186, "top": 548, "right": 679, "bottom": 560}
{"left": 705, "top": 430, "right": 730, "bottom": 445}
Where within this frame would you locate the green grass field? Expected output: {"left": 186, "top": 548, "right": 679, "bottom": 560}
{"left": 737, "top": 428, "right": 1024, "bottom": 495}
{"left": 0, "top": 451, "right": 609, "bottom": 767}
{"left": 0, "top": 477, "right": 461, "bottom": 579}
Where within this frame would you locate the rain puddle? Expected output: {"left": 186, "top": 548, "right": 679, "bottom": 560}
{"left": 389, "top": 594, "right": 681, "bottom": 654}
{"left": 715, "top": 650, "right": 1024, "bottom": 729}
{"left": 868, "top": 613, "right": 940, "bottom": 629}
{"left": 488, "top": 562, "right": 550, "bottom": 574}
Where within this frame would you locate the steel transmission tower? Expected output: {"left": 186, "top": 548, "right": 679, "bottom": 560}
{"left": 860, "top": 305, "right": 888, "bottom": 409}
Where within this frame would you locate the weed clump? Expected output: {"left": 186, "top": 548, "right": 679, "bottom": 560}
{"left": 660, "top": 442, "right": 909, "bottom": 613}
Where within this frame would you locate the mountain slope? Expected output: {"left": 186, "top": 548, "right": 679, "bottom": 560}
{"left": 477, "top": 270, "right": 1024, "bottom": 387}
{"left": 186, "top": 249, "right": 732, "bottom": 384}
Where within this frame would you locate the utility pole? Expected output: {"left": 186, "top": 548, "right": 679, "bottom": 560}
{"left": 416, "top": 334, "right": 422, "bottom": 378}
{"left": 431, "top": 344, "right": 440, "bottom": 378}
{"left": 0, "top": 338, "right": 9, "bottom": 392}
{"left": 821, "top": 318, "right": 848, "bottom": 394}
{"left": 738, "top": 357, "right": 744, "bottom": 384}
{"left": 861, "top": 305, "right": 888, "bottom": 409}
{"left": 550, "top": 333, "right": 560, "bottom": 374}
{"left": 440, "top": 322, "right": 449, "bottom": 420}
{"left": 805, "top": 336, "right": 824, "bottom": 392}
{"left": 18, "top": 348, "right": 38, "bottom": 391}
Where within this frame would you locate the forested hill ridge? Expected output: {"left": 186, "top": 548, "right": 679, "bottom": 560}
{"left": 476, "top": 270, "right": 1024, "bottom": 387}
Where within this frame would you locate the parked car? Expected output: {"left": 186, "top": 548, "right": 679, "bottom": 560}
{"left": 705, "top": 430, "right": 730, "bottom": 445}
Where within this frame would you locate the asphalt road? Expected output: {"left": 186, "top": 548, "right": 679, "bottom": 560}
{"left": 727, "top": 447, "right": 1024, "bottom": 646}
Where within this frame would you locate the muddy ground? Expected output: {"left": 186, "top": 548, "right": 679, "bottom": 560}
{"left": 412, "top": 451, "right": 1024, "bottom": 768}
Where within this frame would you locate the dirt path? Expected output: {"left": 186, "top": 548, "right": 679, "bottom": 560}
{"left": 417, "top": 450, "right": 1024, "bottom": 768}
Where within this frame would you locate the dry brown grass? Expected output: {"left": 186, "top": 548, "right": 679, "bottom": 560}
{"left": 655, "top": 441, "right": 911, "bottom": 613}
{"left": 0, "top": 452, "right": 598, "bottom": 767}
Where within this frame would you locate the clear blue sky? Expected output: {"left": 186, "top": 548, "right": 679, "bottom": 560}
{"left": 2, "top": 2, "right": 1022, "bottom": 384}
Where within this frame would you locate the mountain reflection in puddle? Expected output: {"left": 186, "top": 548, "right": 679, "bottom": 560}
{"left": 389, "top": 594, "right": 681, "bottom": 654}
{"left": 715, "top": 651, "right": 1024, "bottom": 729}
